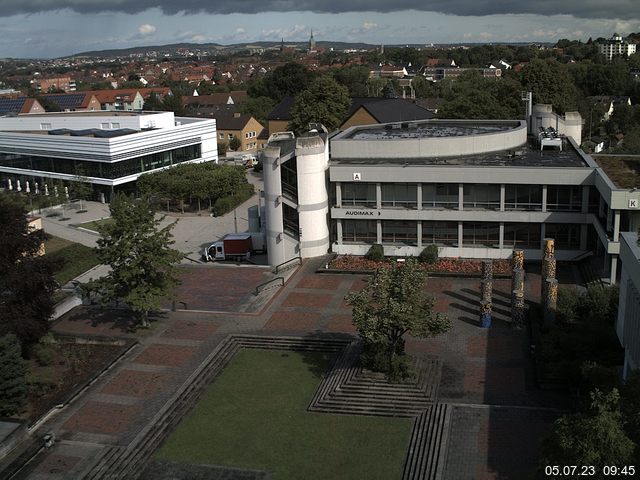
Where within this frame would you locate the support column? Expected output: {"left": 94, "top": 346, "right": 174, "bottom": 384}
{"left": 610, "top": 256, "right": 618, "bottom": 285}
{"left": 542, "top": 185, "right": 548, "bottom": 212}
{"left": 376, "top": 183, "right": 382, "bottom": 210}
{"left": 417, "top": 183, "right": 422, "bottom": 210}
{"left": 458, "top": 183, "right": 464, "bottom": 211}
{"left": 540, "top": 224, "right": 546, "bottom": 250}
{"left": 481, "top": 260, "right": 493, "bottom": 303}
{"left": 581, "top": 185, "right": 589, "bottom": 214}
{"left": 544, "top": 278, "right": 558, "bottom": 325}
{"left": 336, "top": 219, "right": 343, "bottom": 245}
{"left": 500, "top": 184, "right": 505, "bottom": 212}
{"left": 336, "top": 182, "right": 342, "bottom": 207}
{"left": 613, "top": 210, "right": 621, "bottom": 242}
{"left": 376, "top": 220, "right": 382, "bottom": 244}
{"left": 458, "top": 222, "right": 463, "bottom": 249}
{"left": 499, "top": 223, "right": 504, "bottom": 250}
{"left": 417, "top": 222, "right": 422, "bottom": 248}
{"left": 512, "top": 290, "right": 525, "bottom": 329}
{"left": 580, "top": 224, "right": 588, "bottom": 251}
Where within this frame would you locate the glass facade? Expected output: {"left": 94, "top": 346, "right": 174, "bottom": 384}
{"left": 422, "top": 183, "right": 458, "bottom": 209}
{"left": 342, "top": 220, "right": 377, "bottom": 243}
{"left": 463, "top": 222, "right": 500, "bottom": 247}
{"left": 381, "top": 183, "right": 417, "bottom": 208}
{"left": 547, "top": 185, "right": 582, "bottom": 212}
{"left": 280, "top": 158, "right": 298, "bottom": 201}
{"left": 422, "top": 221, "right": 458, "bottom": 246}
{"left": 283, "top": 203, "right": 299, "bottom": 237}
{"left": 382, "top": 220, "right": 417, "bottom": 245}
{"left": 503, "top": 223, "right": 541, "bottom": 249}
{"left": 545, "top": 223, "right": 581, "bottom": 249}
{"left": 0, "top": 144, "right": 201, "bottom": 180}
{"left": 463, "top": 184, "right": 500, "bottom": 210}
{"left": 505, "top": 185, "right": 542, "bottom": 211}
{"left": 341, "top": 183, "right": 376, "bottom": 207}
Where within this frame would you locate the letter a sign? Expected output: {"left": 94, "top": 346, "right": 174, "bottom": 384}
{"left": 353, "top": 172, "right": 362, "bottom": 181}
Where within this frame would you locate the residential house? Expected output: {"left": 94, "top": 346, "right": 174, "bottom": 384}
{"left": 598, "top": 33, "right": 637, "bottom": 60}
{"left": 92, "top": 89, "right": 145, "bottom": 111}
{"left": 0, "top": 97, "right": 45, "bottom": 115}
{"left": 217, "top": 113, "right": 264, "bottom": 153}
{"left": 33, "top": 76, "right": 76, "bottom": 93}
{"left": 38, "top": 92, "right": 101, "bottom": 112}
{"left": 489, "top": 59, "right": 512, "bottom": 70}
{"left": 591, "top": 96, "right": 632, "bottom": 121}
{"left": 340, "top": 98, "right": 435, "bottom": 130}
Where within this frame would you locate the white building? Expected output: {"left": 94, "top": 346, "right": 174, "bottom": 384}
{"left": 0, "top": 111, "right": 217, "bottom": 199}
{"left": 598, "top": 33, "right": 637, "bottom": 61}
{"left": 617, "top": 231, "right": 640, "bottom": 378}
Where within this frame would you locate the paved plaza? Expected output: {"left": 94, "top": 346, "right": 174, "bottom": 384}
{"left": 10, "top": 254, "right": 573, "bottom": 479}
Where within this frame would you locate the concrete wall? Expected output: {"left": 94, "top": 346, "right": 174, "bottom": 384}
{"left": 531, "top": 104, "right": 582, "bottom": 145}
{"left": 1, "top": 111, "right": 175, "bottom": 131}
{"left": 617, "top": 231, "right": 640, "bottom": 377}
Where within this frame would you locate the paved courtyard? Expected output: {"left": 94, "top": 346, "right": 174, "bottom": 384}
{"left": 16, "top": 256, "right": 572, "bottom": 480}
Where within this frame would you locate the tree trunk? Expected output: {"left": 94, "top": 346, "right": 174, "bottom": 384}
{"left": 140, "top": 310, "right": 150, "bottom": 328}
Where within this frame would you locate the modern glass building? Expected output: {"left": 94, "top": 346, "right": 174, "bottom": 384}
{"left": 0, "top": 111, "right": 217, "bottom": 200}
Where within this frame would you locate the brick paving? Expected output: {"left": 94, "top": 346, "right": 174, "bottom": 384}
{"left": 21, "top": 257, "right": 577, "bottom": 480}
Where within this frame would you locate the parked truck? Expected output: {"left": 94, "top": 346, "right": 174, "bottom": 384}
{"left": 202, "top": 232, "right": 265, "bottom": 262}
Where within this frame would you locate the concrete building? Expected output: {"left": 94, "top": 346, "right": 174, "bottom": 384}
{"left": 262, "top": 106, "right": 640, "bottom": 281}
{"left": 598, "top": 33, "right": 637, "bottom": 61}
{"left": 617, "top": 231, "right": 640, "bottom": 378}
{"left": 0, "top": 111, "right": 217, "bottom": 200}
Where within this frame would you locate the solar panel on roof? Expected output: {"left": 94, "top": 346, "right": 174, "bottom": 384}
{"left": 0, "top": 98, "right": 26, "bottom": 113}
{"left": 41, "top": 93, "right": 85, "bottom": 109}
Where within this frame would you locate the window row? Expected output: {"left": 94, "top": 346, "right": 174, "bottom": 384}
{"left": 341, "top": 220, "right": 582, "bottom": 250}
{"left": 0, "top": 144, "right": 201, "bottom": 180}
{"left": 340, "top": 183, "right": 588, "bottom": 212}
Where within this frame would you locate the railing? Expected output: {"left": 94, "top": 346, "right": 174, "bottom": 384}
{"left": 274, "top": 256, "right": 302, "bottom": 274}
{"left": 254, "top": 277, "right": 284, "bottom": 295}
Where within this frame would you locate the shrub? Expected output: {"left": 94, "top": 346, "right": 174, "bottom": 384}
{"left": 31, "top": 344, "right": 55, "bottom": 366}
{"left": 360, "top": 341, "right": 415, "bottom": 383}
{"left": 419, "top": 244, "right": 439, "bottom": 264}
{"left": 365, "top": 243, "right": 384, "bottom": 262}
{"left": 557, "top": 287, "right": 580, "bottom": 323}
{"left": 213, "top": 183, "right": 255, "bottom": 216}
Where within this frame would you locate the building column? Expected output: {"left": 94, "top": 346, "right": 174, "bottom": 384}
{"left": 500, "top": 184, "right": 505, "bottom": 212}
{"left": 540, "top": 223, "right": 546, "bottom": 250}
{"left": 581, "top": 185, "right": 590, "bottom": 214}
{"left": 458, "top": 183, "right": 464, "bottom": 211}
{"left": 458, "top": 221, "right": 463, "bottom": 249}
{"left": 376, "top": 220, "right": 382, "bottom": 244}
{"left": 580, "top": 224, "right": 588, "bottom": 251}
{"left": 542, "top": 185, "right": 547, "bottom": 212}
{"left": 599, "top": 195, "right": 604, "bottom": 219}
{"left": 376, "top": 183, "right": 382, "bottom": 209}
{"left": 613, "top": 210, "right": 621, "bottom": 242}
{"left": 416, "top": 183, "right": 422, "bottom": 210}
{"left": 336, "top": 182, "right": 342, "bottom": 208}
{"left": 336, "top": 219, "right": 343, "bottom": 245}
{"left": 499, "top": 222, "right": 504, "bottom": 250}
{"left": 417, "top": 222, "right": 422, "bottom": 248}
{"left": 610, "top": 255, "right": 618, "bottom": 285}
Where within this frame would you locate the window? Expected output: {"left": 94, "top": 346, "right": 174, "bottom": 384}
{"left": 545, "top": 224, "right": 581, "bottom": 250}
{"left": 505, "top": 185, "right": 542, "bottom": 211}
{"left": 463, "top": 184, "right": 500, "bottom": 210}
{"left": 341, "top": 183, "right": 376, "bottom": 207}
{"left": 382, "top": 220, "right": 417, "bottom": 245}
{"left": 111, "top": 122, "right": 120, "bottom": 129}
{"left": 245, "top": 132, "right": 250, "bottom": 139}
{"left": 219, "top": 133, "right": 224, "bottom": 139}
{"left": 343, "top": 220, "right": 377, "bottom": 243}
{"left": 422, "top": 221, "right": 458, "bottom": 246}
{"left": 40, "top": 123, "right": 52, "bottom": 130}
{"left": 423, "top": 183, "right": 458, "bottom": 209}
{"left": 381, "top": 183, "right": 417, "bottom": 208}
{"left": 228, "top": 133, "right": 234, "bottom": 140}
{"left": 101, "top": 123, "right": 109, "bottom": 129}
{"left": 463, "top": 222, "right": 500, "bottom": 247}
{"left": 503, "top": 223, "right": 541, "bottom": 249}
{"left": 547, "top": 186, "right": 581, "bottom": 212}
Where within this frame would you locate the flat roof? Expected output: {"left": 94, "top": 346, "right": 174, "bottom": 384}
{"left": 593, "top": 155, "right": 640, "bottom": 189}
{"left": 346, "top": 121, "right": 517, "bottom": 140}
{"left": 11, "top": 111, "right": 153, "bottom": 117}
{"left": 331, "top": 138, "right": 589, "bottom": 168}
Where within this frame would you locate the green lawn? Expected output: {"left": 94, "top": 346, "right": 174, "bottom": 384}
{"left": 157, "top": 349, "right": 412, "bottom": 480}
{"left": 77, "top": 218, "right": 112, "bottom": 233}
{"left": 44, "top": 235, "right": 100, "bottom": 284}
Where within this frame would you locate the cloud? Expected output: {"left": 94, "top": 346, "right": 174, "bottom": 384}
{"left": 261, "top": 24, "right": 308, "bottom": 40}
{"left": 1, "top": 0, "right": 639, "bottom": 21}
{"left": 138, "top": 23, "right": 157, "bottom": 36}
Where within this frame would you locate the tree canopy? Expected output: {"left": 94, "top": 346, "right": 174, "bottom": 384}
{"left": 0, "top": 334, "right": 27, "bottom": 416}
{"left": 0, "top": 193, "right": 58, "bottom": 348}
{"left": 288, "top": 75, "right": 351, "bottom": 134}
{"left": 248, "top": 62, "right": 316, "bottom": 103}
{"left": 345, "top": 258, "right": 451, "bottom": 379}
{"left": 94, "top": 194, "right": 183, "bottom": 327}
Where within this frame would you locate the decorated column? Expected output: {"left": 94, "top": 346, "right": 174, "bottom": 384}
{"left": 512, "top": 290, "right": 525, "bottom": 329}
{"left": 480, "top": 260, "right": 493, "bottom": 303}
{"left": 544, "top": 278, "right": 558, "bottom": 325}
{"left": 480, "top": 300, "right": 492, "bottom": 328}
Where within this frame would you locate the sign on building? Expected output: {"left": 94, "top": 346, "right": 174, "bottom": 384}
{"left": 352, "top": 172, "right": 361, "bottom": 181}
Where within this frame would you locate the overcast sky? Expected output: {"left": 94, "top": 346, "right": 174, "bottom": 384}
{"left": 0, "top": 1, "right": 638, "bottom": 58}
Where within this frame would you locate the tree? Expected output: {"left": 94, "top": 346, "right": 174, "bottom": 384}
{"left": 71, "top": 166, "right": 92, "bottom": 213}
{"left": 541, "top": 389, "right": 634, "bottom": 473}
{"left": 94, "top": 194, "right": 183, "bottom": 327}
{"left": 250, "top": 62, "right": 316, "bottom": 102}
{"left": 332, "top": 65, "right": 370, "bottom": 97}
{"left": 238, "top": 96, "right": 275, "bottom": 125}
{"left": 0, "top": 194, "right": 58, "bottom": 348}
{"left": 345, "top": 258, "right": 451, "bottom": 380}
{"left": 229, "top": 136, "right": 242, "bottom": 151}
{"left": 521, "top": 58, "right": 581, "bottom": 114}
{"left": 0, "top": 334, "right": 27, "bottom": 416}
{"left": 289, "top": 75, "right": 351, "bottom": 134}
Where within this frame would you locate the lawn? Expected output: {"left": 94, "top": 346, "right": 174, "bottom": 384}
{"left": 78, "top": 218, "right": 112, "bottom": 233}
{"left": 44, "top": 235, "right": 100, "bottom": 284}
{"left": 157, "top": 349, "right": 413, "bottom": 480}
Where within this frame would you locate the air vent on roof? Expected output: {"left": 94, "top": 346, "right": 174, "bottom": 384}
{"left": 391, "top": 123, "right": 401, "bottom": 129}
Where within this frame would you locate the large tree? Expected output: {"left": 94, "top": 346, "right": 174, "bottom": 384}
{"left": 345, "top": 258, "right": 451, "bottom": 380}
{"left": 288, "top": 75, "right": 351, "bottom": 134}
{"left": 0, "top": 334, "right": 27, "bottom": 416}
{"left": 0, "top": 194, "right": 58, "bottom": 348}
{"left": 94, "top": 194, "right": 183, "bottom": 327}
{"left": 541, "top": 389, "right": 635, "bottom": 474}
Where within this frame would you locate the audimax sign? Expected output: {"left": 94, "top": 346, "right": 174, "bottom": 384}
{"left": 344, "top": 210, "right": 381, "bottom": 216}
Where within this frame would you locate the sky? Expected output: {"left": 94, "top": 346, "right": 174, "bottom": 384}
{"left": 0, "top": 1, "right": 638, "bottom": 58}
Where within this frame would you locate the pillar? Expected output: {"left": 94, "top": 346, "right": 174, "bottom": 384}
{"left": 416, "top": 183, "right": 422, "bottom": 210}
{"left": 512, "top": 290, "right": 525, "bottom": 329}
{"left": 544, "top": 278, "right": 558, "bottom": 325}
{"left": 458, "top": 183, "right": 464, "bottom": 211}
{"left": 376, "top": 183, "right": 382, "bottom": 209}
{"left": 512, "top": 249, "right": 525, "bottom": 270}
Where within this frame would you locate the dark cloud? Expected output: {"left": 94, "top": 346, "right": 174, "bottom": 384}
{"left": 1, "top": 0, "right": 638, "bottom": 20}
